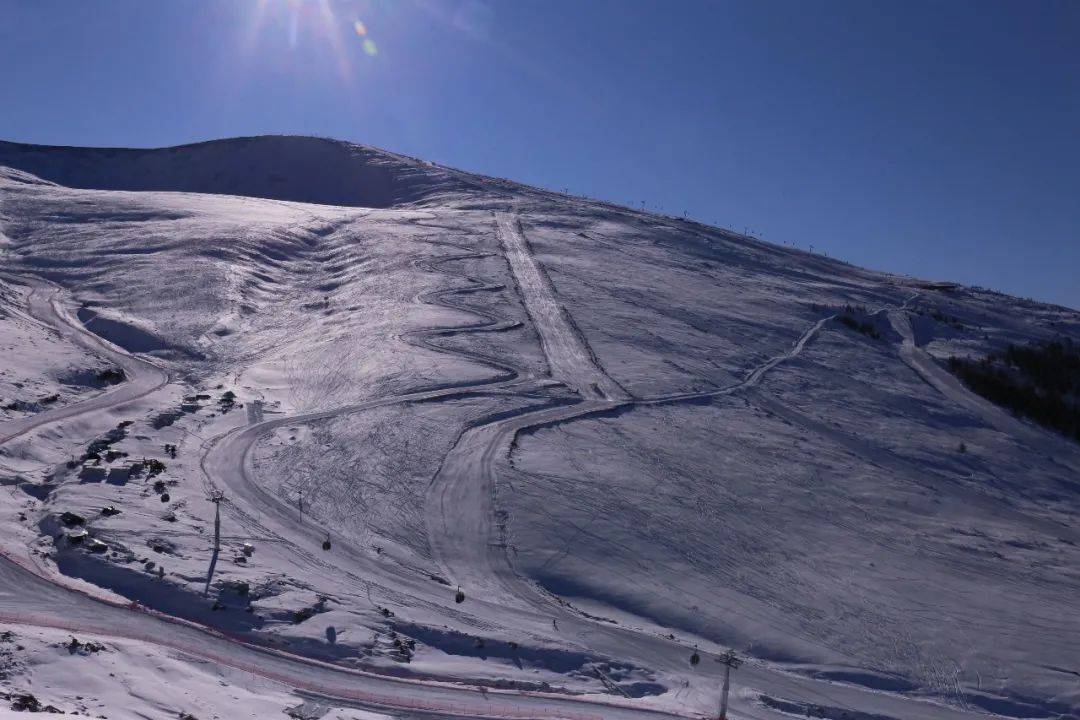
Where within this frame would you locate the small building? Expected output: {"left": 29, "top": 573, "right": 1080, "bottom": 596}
{"left": 79, "top": 465, "right": 106, "bottom": 483}
{"left": 107, "top": 466, "right": 131, "bottom": 485}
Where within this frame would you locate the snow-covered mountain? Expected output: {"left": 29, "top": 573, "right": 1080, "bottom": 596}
{"left": 1, "top": 136, "right": 1077, "bottom": 720}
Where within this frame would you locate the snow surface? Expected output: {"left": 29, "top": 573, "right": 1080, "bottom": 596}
{"left": 1, "top": 136, "right": 1078, "bottom": 720}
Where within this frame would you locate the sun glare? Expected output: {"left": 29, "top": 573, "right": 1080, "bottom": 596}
{"left": 243, "top": 0, "right": 382, "bottom": 83}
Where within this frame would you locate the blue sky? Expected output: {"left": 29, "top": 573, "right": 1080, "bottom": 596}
{"left": 1, "top": 0, "right": 1077, "bottom": 308}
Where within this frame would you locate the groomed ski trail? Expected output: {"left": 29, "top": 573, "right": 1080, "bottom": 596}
{"left": 0, "top": 225, "right": 994, "bottom": 720}
{"left": 422, "top": 274, "right": 982, "bottom": 720}
{"left": 496, "top": 212, "right": 630, "bottom": 401}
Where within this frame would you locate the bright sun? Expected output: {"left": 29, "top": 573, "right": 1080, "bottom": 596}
{"left": 245, "top": 0, "right": 379, "bottom": 82}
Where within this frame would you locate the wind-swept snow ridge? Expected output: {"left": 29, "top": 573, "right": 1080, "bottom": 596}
{"left": 0, "top": 136, "right": 490, "bottom": 209}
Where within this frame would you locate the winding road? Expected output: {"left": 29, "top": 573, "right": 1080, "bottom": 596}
{"left": 0, "top": 279, "right": 169, "bottom": 445}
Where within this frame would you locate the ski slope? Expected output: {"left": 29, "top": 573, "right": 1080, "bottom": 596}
{"left": 1, "top": 136, "right": 1078, "bottom": 719}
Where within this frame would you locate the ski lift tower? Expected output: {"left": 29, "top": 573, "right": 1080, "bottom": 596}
{"left": 203, "top": 489, "right": 226, "bottom": 596}
{"left": 717, "top": 649, "right": 742, "bottom": 720}
{"left": 208, "top": 490, "right": 226, "bottom": 547}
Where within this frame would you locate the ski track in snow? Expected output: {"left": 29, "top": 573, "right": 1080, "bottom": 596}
{"left": 421, "top": 220, "right": 985, "bottom": 720}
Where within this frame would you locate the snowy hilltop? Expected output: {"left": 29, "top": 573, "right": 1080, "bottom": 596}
{"left": 1, "top": 136, "right": 1078, "bottom": 720}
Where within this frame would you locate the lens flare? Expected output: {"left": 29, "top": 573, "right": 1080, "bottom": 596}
{"left": 242, "top": 0, "right": 382, "bottom": 82}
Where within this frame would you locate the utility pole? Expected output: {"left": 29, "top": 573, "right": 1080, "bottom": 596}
{"left": 717, "top": 649, "right": 741, "bottom": 720}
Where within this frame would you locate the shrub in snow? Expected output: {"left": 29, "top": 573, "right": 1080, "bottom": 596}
{"left": 836, "top": 312, "right": 881, "bottom": 340}
{"left": 219, "top": 390, "right": 237, "bottom": 413}
{"left": 949, "top": 338, "right": 1080, "bottom": 443}
{"left": 96, "top": 367, "right": 126, "bottom": 385}
{"left": 10, "top": 692, "right": 60, "bottom": 712}
{"left": 60, "top": 511, "right": 86, "bottom": 526}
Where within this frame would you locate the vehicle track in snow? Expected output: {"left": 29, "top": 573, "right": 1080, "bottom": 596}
{"left": 210, "top": 211, "right": 985, "bottom": 720}
{"left": 197, "top": 233, "right": 563, "bottom": 616}
{"left": 198, "top": 212, "right": 900, "bottom": 717}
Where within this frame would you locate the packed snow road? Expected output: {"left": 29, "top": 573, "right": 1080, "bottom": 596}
{"left": 0, "top": 555, "right": 684, "bottom": 720}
